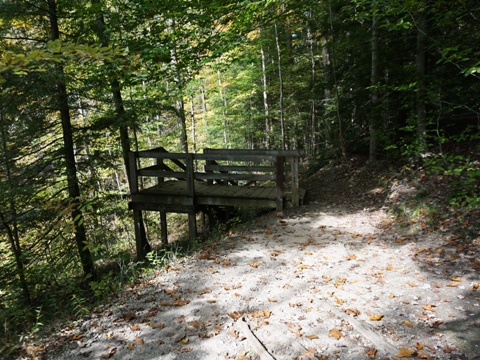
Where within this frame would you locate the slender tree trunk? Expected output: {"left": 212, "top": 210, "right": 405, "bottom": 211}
{"left": 0, "top": 113, "right": 31, "bottom": 305}
{"left": 216, "top": 59, "right": 229, "bottom": 147}
{"left": 92, "top": 0, "right": 150, "bottom": 258}
{"left": 369, "top": 1, "right": 379, "bottom": 163}
{"left": 201, "top": 81, "right": 210, "bottom": 145}
{"left": 328, "top": 0, "right": 347, "bottom": 161}
{"left": 321, "top": 37, "right": 333, "bottom": 147}
{"left": 48, "top": 0, "right": 95, "bottom": 279}
{"left": 176, "top": 98, "right": 189, "bottom": 152}
{"left": 274, "top": 21, "right": 286, "bottom": 150}
{"left": 259, "top": 28, "right": 271, "bottom": 149}
{"left": 189, "top": 95, "right": 196, "bottom": 154}
{"left": 416, "top": 8, "right": 427, "bottom": 151}
{"left": 307, "top": 12, "right": 317, "bottom": 156}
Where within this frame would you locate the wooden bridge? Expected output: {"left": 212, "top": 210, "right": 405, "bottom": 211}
{"left": 128, "top": 147, "right": 306, "bottom": 259}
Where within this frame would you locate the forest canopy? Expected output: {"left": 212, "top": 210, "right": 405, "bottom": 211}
{"left": 1, "top": 0, "right": 479, "bottom": 348}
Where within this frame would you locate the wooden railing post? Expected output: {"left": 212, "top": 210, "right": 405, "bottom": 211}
{"left": 186, "top": 153, "right": 196, "bottom": 241}
{"left": 291, "top": 155, "right": 299, "bottom": 207}
{"left": 275, "top": 156, "right": 285, "bottom": 211}
{"left": 128, "top": 151, "right": 138, "bottom": 193}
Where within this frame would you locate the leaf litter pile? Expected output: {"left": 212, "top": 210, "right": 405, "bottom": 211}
{"left": 44, "top": 162, "right": 479, "bottom": 360}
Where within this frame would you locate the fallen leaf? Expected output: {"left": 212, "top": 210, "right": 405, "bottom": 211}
{"left": 398, "top": 347, "right": 416, "bottom": 357}
{"left": 404, "top": 319, "right": 413, "bottom": 328}
{"left": 344, "top": 308, "right": 360, "bottom": 316}
{"left": 228, "top": 311, "right": 243, "bottom": 320}
{"left": 123, "top": 313, "right": 136, "bottom": 322}
{"left": 335, "top": 297, "right": 344, "bottom": 305}
{"left": 447, "top": 283, "right": 459, "bottom": 287}
{"left": 367, "top": 348, "right": 377, "bottom": 358}
{"left": 328, "top": 328, "right": 342, "bottom": 340}
{"left": 69, "top": 334, "right": 85, "bottom": 341}
{"left": 134, "top": 336, "right": 144, "bottom": 345}
{"left": 187, "top": 321, "right": 203, "bottom": 329}
{"left": 386, "top": 265, "right": 394, "bottom": 271}
{"left": 369, "top": 314, "right": 384, "bottom": 321}
{"left": 306, "top": 334, "right": 319, "bottom": 340}
{"left": 249, "top": 261, "right": 261, "bottom": 268}
{"left": 179, "top": 347, "right": 193, "bottom": 353}
{"left": 472, "top": 283, "right": 479, "bottom": 291}
{"left": 198, "top": 288, "right": 211, "bottom": 295}
{"left": 450, "top": 277, "right": 462, "bottom": 282}
{"left": 130, "top": 324, "right": 140, "bottom": 331}
{"left": 416, "top": 343, "right": 425, "bottom": 350}
{"left": 126, "top": 343, "right": 135, "bottom": 350}
{"left": 422, "top": 304, "right": 435, "bottom": 312}
{"left": 268, "top": 298, "right": 277, "bottom": 303}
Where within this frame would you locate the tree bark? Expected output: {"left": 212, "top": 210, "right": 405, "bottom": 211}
{"left": 416, "top": 8, "right": 427, "bottom": 151}
{"left": 328, "top": 0, "right": 347, "bottom": 162}
{"left": 369, "top": 1, "right": 379, "bottom": 163}
{"left": 274, "top": 21, "right": 286, "bottom": 150}
{"left": 0, "top": 112, "right": 31, "bottom": 305}
{"left": 216, "top": 59, "right": 229, "bottom": 147}
{"left": 259, "top": 28, "right": 271, "bottom": 149}
{"left": 92, "top": 0, "right": 150, "bottom": 259}
{"left": 48, "top": 0, "right": 95, "bottom": 280}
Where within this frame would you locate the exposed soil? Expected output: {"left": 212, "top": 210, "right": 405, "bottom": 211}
{"left": 28, "top": 161, "right": 480, "bottom": 360}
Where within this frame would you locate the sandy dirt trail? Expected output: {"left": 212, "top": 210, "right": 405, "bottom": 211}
{"left": 47, "top": 198, "right": 480, "bottom": 360}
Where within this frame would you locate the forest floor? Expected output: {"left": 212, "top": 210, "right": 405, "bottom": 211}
{"left": 27, "top": 158, "right": 480, "bottom": 360}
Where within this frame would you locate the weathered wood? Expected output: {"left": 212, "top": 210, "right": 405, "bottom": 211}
{"left": 128, "top": 151, "right": 138, "bottom": 193}
{"left": 160, "top": 211, "right": 167, "bottom": 245}
{"left": 205, "top": 164, "right": 276, "bottom": 173}
{"left": 128, "top": 148, "right": 304, "bottom": 259}
{"left": 275, "top": 156, "right": 285, "bottom": 211}
{"left": 291, "top": 156, "right": 299, "bottom": 207}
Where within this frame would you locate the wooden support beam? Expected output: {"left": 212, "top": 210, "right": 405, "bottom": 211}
{"left": 275, "top": 156, "right": 285, "bottom": 211}
{"left": 290, "top": 156, "right": 299, "bottom": 207}
{"left": 160, "top": 211, "right": 168, "bottom": 245}
{"left": 188, "top": 212, "right": 197, "bottom": 242}
{"left": 133, "top": 210, "right": 151, "bottom": 261}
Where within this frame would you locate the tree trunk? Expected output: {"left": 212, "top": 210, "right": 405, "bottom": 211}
{"left": 189, "top": 94, "right": 196, "bottom": 155}
{"left": 416, "top": 8, "right": 427, "bottom": 151}
{"left": 328, "top": 0, "right": 347, "bottom": 162}
{"left": 274, "top": 21, "right": 286, "bottom": 150}
{"left": 92, "top": 0, "right": 150, "bottom": 259}
{"left": 0, "top": 113, "right": 31, "bottom": 305}
{"left": 307, "top": 10, "right": 317, "bottom": 156}
{"left": 176, "top": 98, "right": 189, "bottom": 152}
{"left": 369, "top": 1, "right": 379, "bottom": 163}
{"left": 201, "top": 81, "right": 210, "bottom": 145}
{"left": 216, "top": 59, "right": 229, "bottom": 147}
{"left": 48, "top": 0, "right": 95, "bottom": 280}
{"left": 259, "top": 28, "right": 271, "bottom": 149}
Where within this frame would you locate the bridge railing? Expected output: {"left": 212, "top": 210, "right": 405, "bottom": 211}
{"left": 128, "top": 147, "right": 300, "bottom": 210}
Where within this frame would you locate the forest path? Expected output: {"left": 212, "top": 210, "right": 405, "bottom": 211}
{"left": 46, "top": 164, "right": 480, "bottom": 360}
